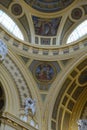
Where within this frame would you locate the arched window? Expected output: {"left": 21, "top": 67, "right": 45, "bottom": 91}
{"left": 0, "top": 10, "right": 24, "bottom": 40}
{"left": 67, "top": 20, "right": 87, "bottom": 44}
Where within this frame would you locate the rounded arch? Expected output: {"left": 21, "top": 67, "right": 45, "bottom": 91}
{"left": 0, "top": 10, "right": 24, "bottom": 41}
{"left": 67, "top": 20, "right": 87, "bottom": 44}
{"left": 5, "top": 50, "right": 42, "bottom": 129}
{"left": 63, "top": 16, "right": 87, "bottom": 45}
{"left": 46, "top": 53, "right": 87, "bottom": 130}
{"left": 0, "top": 64, "right": 20, "bottom": 116}
{"left": 0, "top": 5, "right": 29, "bottom": 42}
{"left": 70, "top": 87, "right": 87, "bottom": 130}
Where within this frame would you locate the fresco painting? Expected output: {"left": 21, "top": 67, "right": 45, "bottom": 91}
{"left": 32, "top": 16, "right": 61, "bottom": 36}
{"left": 35, "top": 63, "right": 55, "bottom": 82}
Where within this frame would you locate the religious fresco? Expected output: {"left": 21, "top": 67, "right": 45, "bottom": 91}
{"left": 24, "top": 0, "right": 75, "bottom": 13}
{"left": 32, "top": 16, "right": 61, "bottom": 36}
{"left": 35, "top": 63, "right": 55, "bottom": 83}
{"left": 29, "top": 60, "right": 61, "bottom": 86}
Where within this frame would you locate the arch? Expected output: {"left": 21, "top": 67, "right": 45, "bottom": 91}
{"left": 0, "top": 10, "right": 24, "bottom": 40}
{"left": 47, "top": 53, "right": 87, "bottom": 130}
{"left": 70, "top": 88, "right": 87, "bottom": 130}
{"left": 0, "top": 64, "right": 20, "bottom": 116}
{"left": 67, "top": 20, "right": 87, "bottom": 44}
{"left": 2, "top": 50, "right": 42, "bottom": 129}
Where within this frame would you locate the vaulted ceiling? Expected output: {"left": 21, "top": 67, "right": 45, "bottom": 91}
{"left": 0, "top": 1, "right": 87, "bottom": 130}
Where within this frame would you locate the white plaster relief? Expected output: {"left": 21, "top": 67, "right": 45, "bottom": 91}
{"left": 77, "top": 119, "right": 87, "bottom": 130}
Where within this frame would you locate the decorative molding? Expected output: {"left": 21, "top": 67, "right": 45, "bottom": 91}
{"left": 3, "top": 56, "right": 31, "bottom": 106}
{"left": 0, "top": 112, "right": 37, "bottom": 130}
{"left": 0, "top": 40, "right": 8, "bottom": 61}
{"left": 0, "top": 26, "right": 86, "bottom": 61}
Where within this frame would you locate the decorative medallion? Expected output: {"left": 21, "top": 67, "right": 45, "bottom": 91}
{"left": 32, "top": 16, "right": 61, "bottom": 36}
{"left": 24, "top": 0, "right": 75, "bottom": 13}
{"left": 71, "top": 8, "right": 83, "bottom": 20}
{"left": 35, "top": 63, "right": 56, "bottom": 84}
{"left": 11, "top": 4, "right": 22, "bottom": 16}
{"left": 0, "top": 0, "right": 12, "bottom": 8}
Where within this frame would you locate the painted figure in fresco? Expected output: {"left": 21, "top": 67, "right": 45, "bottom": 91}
{"left": 24, "top": 98, "right": 36, "bottom": 116}
{"left": 33, "top": 16, "right": 60, "bottom": 36}
{"left": 35, "top": 64, "right": 54, "bottom": 81}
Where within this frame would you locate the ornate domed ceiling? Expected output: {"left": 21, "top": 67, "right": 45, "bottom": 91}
{"left": 24, "top": 0, "right": 75, "bottom": 13}
{"left": 0, "top": 0, "right": 86, "bottom": 46}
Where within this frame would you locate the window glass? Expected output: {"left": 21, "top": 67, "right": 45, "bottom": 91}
{"left": 0, "top": 10, "right": 24, "bottom": 40}
{"left": 67, "top": 20, "right": 87, "bottom": 44}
